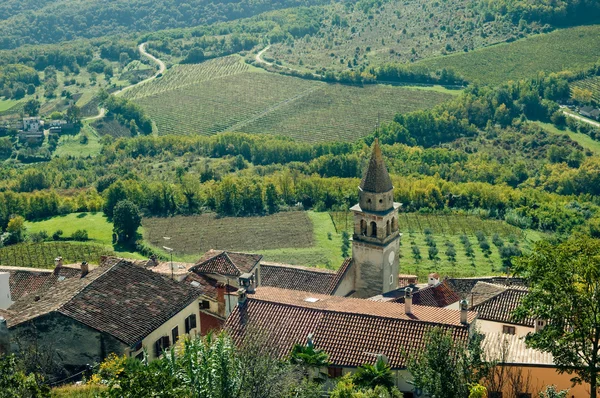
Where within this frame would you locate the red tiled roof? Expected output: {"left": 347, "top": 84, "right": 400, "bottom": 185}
{"left": 392, "top": 281, "right": 460, "bottom": 308}
{"left": 260, "top": 258, "right": 354, "bottom": 296}
{"left": 260, "top": 263, "right": 336, "bottom": 295}
{"left": 6, "top": 260, "right": 202, "bottom": 345}
{"left": 226, "top": 287, "right": 473, "bottom": 369}
{"left": 192, "top": 250, "right": 262, "bottom": 277}
{"left": 247, "top": 287, "right": 476, "bottom": 326}
{"left": 184, "top": 272, "right": 237, "bottom": 300}
{"left": 472, "top": 287, "right": 532, "bottom": 327}
{"left": 0, "top": 266, "right": 82, "bottom": 301}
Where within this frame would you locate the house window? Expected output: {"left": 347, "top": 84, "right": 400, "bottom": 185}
{"left": 135, "top": 352, "right": 144, "bottom": 361}
{"left": 503, "top": 325, "right": 516, "bottom": 335}
{"left": 489, "top": 393, "right": 502, "bottom": 398}
{"left": 328, "top": 367, "right": 343, "bottom": 378}
{"left": 389, "top": 274, "right": 394, "bottom": 285}
{"left": 172, "top": 326, "right": 179, "bottom": 344}
{"left": 200, "top": 300, "right": 211, "bottom": 310}
{"left": 185, "top": 313, "right": 198, "bottom": 334}
{"left": 154, "top": 336, "right": 170, "bottom": 357}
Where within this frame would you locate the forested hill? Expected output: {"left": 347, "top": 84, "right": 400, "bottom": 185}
{"left": 2, "top": 0, "right": 600, "bottom": 50}
{"left": 0, "top": 0, "right": 329, "bottom": 49}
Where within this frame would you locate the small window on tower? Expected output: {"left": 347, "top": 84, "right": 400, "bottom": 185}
{"left": 389, "top": 274, "right": 393, "bottom": 284}
{"left": 379, "top": 199, "right": 383, "bottom": 203}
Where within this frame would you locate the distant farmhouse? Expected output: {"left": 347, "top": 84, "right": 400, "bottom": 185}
{"left": 18, "top": 116, "right": 44, "bottom": 143}
{"left": 580, "top": 105, "right": 600, "bottom": 120}
{"left": 0, "top": 140, "right": 589, "bottom": 395}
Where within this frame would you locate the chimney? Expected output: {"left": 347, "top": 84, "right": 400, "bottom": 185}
{"left": 0, "top": 316, "right": 8, "bottom": 355}
{"left": 238, "top": 273, "right": 255, "bottom": 294}
{"left": 428, "top": 273, "right": 440, "bottom": 286}
{"left": 80, "top": 261, "right": 89, "bottom": 278}
{"left": 535, "top": 319, "right": 547, "bottom": 332}
{"left": 404, "top": 287, "right": 413, "bottom": 315}
{"left": 0, "top": 272, "right": 12, "bottom": 309}
{"left": 53, "top": 256, "right": 63, "bottom": 275}
{"left": 237, "top": 288, "right": 247, "bottom": 305}
{"left": 460, "top": 299, "right": 469, "bottom": 324}
{"left": 216, "top": 282, "right": 226, "bottom": 304}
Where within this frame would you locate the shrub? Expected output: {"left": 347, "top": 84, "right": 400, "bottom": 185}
{"left": 71, "top": 229, "right": 89, "bottom": 241}
{"left": 52, "top": 230, "right": 64, "bottom": 241}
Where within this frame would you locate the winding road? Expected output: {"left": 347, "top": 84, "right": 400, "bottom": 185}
{"left": 83, "top": 42, "right": 166, "bottom": 122}
{"left": 561, "top": 107, "right": 600, "bottom": 129}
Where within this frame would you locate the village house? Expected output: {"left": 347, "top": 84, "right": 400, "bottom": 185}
{"left": 0, "top": 258, "right": 202, "bottom": 379}
{"left": 18, "top": 116, "right": 44, "bottom": 142}
{"left": 225, "top": 286, "right": 477, "bottom": 394}
{"left": 579, "top": 105, "right": 600, "bottom": 120}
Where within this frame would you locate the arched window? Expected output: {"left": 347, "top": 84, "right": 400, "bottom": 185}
{"left": 370, "top": 221, "right": 377, "bottom": 237}
{"left": 392, "top": 217, "right": 398, "bottom": 232}
{"left": 386, "top": 220, "right": 391, "bottom": 235}
{"left": 360, "top": 219, "right": 367, "bottom": 235}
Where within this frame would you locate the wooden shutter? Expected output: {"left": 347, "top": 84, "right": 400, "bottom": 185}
{"left": 172, "top": 326, "right": 179, "bottom": 344}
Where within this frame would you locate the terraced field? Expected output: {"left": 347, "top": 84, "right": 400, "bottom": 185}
{"left": 131, "top": 56, "right": 452, "bottom": 141}
{"left": 571, "top": 75, "right": 600, "bottom": 103}
{"left": 239, "top": 84, "right": 453, "bottom": 142}
{"left": 125, "top": 55, "right": 250, "bottom": 100}
{"left": 415, "top": 25, "right": 600, "bottom": 86}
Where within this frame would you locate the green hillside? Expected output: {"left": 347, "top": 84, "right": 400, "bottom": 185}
{"left": 415, "top": 25, "right": 600, "bottom": 85}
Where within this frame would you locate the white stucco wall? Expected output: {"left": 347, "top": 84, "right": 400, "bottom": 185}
{"left": 0, "top": 273, "right": 13, "bottom": 310}
{"left": 128, "top": 299, "right": 200, "bottom": 360}
{"left": 476, "top": 319, "right": 533, "bottom": 337}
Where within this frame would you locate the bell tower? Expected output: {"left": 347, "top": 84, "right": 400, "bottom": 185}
{"left": 351, "top": 139, "right": 401, "bottom": 298}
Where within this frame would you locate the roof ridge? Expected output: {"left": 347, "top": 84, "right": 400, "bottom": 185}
{"left": 58, "top": 260, "right": 124, "bottom": 312}
{"left": 223, "top": 251, "right": 239, "bottom": 274}
{"left": 250, "top": 294, "right": 472, "bottom": 327}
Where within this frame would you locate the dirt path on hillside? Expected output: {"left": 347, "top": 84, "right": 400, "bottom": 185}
{"left": 83, "top": 42, "right": 165, "bottom": 122}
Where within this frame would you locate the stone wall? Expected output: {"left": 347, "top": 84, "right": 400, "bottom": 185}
{"left": 9, "top": 312, "right": 126, "bottom": 379}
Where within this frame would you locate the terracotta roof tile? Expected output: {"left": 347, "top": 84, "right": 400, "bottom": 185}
{"left": 447, "top": 277, "right": 527, "bottom": 296}
{"left": 6, "top": 260, "right": 202, "bottom": 345}
{"left": 226, "top": 287, "right": 472, "bottom": 369}
{"left": 360, "top": 139, "right": 393, "bottom": 194}
{"left": 483, "top": 332, "right": 554, "bottom": 365}
{"left": 247, "top": 287, "right": 476, "bottom": 326}
{"left": 472, "top": 287, "right": 532, "bottom": 327}
{"left": 0, "top": 266, "right": 82, "bottom": 301}
{"left": 192, "top": 250, "right": 262, "bottom": 277}
{"left": 261, "top": 263, "right": 336, "bottom": 295}
{"left": 392, "top": 281, "right": 460, "bottom": 308}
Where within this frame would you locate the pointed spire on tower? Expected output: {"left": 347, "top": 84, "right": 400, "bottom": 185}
{"left": 360, "top": 139, "right": 393, "bottom": 193}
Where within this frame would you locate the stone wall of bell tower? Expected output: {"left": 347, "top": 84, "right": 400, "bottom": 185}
{"left": 350, "top": 139, "right": 401, "bottom": 298}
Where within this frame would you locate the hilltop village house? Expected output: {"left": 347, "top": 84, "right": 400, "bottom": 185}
{"left": 0, "top": 140, "right": 591, "bottom": 395}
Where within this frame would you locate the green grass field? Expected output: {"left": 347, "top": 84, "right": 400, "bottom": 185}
{"left": 534, "top": 121, "right": 600, "bottom": 155}
{"left": 0, "top": 99, "right": 19, "bottom": 112}
{"left": 23, "top": 212, "right": 142, "bottom": 259}
{"left": 415, "top": 25, "right": 600, "bottom": 86}
{"left": 54, "top": 125, "right": 103, "bottom": 158}
{"left": 130, "top": 56, "right": 452, "bottom": 141}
